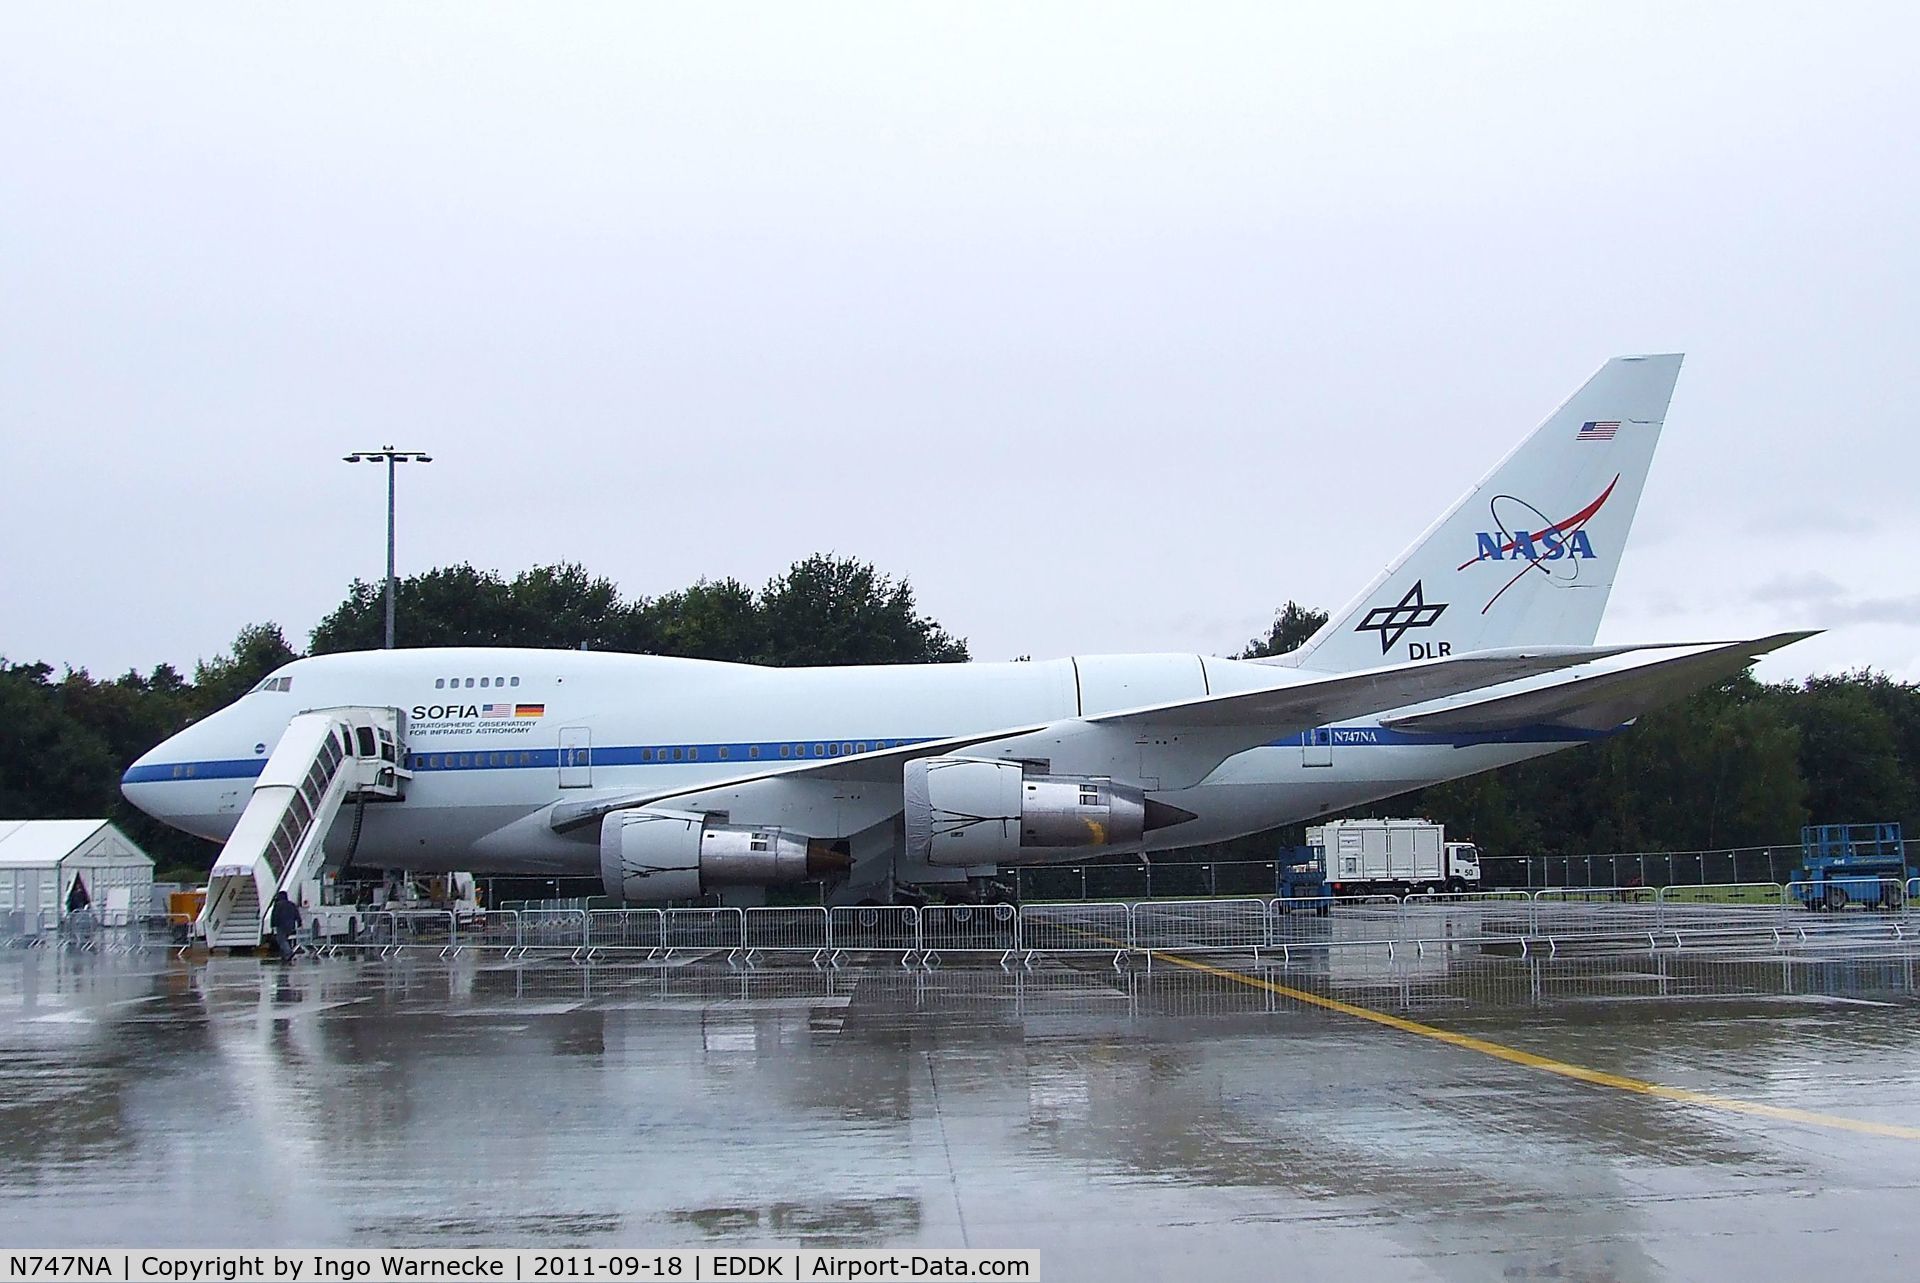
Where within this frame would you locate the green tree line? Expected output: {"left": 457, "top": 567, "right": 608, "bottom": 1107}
{"left": 4, "top": 577, "right": 1914, "bottom": 878}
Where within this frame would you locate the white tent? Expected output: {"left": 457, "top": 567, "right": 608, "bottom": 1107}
{"left": 0, "top": 820, "right": 156, "bottom": 931}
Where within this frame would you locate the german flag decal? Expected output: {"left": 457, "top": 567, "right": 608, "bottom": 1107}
{"left": 514, "top": 704, "right": 546, "bottom": 718}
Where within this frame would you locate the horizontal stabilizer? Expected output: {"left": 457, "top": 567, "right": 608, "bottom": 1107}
{"left": 1092, "top": 645, "right": 1648, "bottom": 734}
{"left": 1381, "top": 632, "right": 1816, "bottom": 734}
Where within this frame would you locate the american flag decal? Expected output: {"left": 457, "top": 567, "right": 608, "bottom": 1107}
{"left": 1577, "top": 420, "right": 1620, "bottom": 441}
{"left": 480, "top": 703, "right": 513, "bottom": 718}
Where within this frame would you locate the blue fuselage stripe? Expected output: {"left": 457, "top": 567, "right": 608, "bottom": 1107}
{"left": 121, "top": 758, "right": 279, "bottom": 784}
{"left": 121, "top": 724, "right": 1617, "bottom": 785}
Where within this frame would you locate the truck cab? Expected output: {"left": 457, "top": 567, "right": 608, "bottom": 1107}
{"left": 1445, "top": 841, "right": 1482, "bottom": 889}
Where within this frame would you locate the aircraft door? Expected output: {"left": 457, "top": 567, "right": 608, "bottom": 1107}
{"left": 559, "top": 727, "right": 592, "bottom": 788}
{"left": 1303, "top": 726, "right": 1333, "bottom": 768}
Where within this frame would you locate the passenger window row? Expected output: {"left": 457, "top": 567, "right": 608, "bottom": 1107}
{"left": 411, "top": 751, "right": 538, "bottom": 770}
{"left": 778, "top": 741, "right": 887, "bottom": 759}
{"left": 434, "top": 676, "right": 522, "bottom": 689}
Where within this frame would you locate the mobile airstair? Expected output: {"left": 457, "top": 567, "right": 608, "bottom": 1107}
{"left": 199, "top": 707, "right": 408, "bottom": 950}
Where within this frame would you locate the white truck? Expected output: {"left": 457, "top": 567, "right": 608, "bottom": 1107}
{"left": 1307, "top": 818, "right": 1481, "bottom": 895}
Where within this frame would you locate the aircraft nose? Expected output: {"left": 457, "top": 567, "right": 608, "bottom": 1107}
{"left": 120, "top": 735, "right": 180, "bottom": 819}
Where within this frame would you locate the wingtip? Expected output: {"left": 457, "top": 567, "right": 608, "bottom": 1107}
{"left": 1749, "top": 629, "right": 1822, "bottom": 652}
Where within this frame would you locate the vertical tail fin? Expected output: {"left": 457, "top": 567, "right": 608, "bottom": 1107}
{"left": 1287, "top": 354, "right": 1683, "bottom": 672}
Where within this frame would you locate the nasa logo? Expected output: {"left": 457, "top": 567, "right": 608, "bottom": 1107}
{"left": 1472, "top": 528, "right": 1597, "bottom": 562}
{"left": 1457, "top": 475, "right": 1618, "bottom": 613}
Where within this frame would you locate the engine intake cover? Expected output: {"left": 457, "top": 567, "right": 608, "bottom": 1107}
{"left": 600, "top": 809, "right": 704, "bottom": 904}
{"left": 904, "top": 756, "right": 1147, "bottom": 867}
{"left": 600, "top": 809, "right": 838, "bottom": 904}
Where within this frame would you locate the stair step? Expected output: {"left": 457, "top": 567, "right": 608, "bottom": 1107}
{"left": 210, "top": 884, "right": 263, "bottom": 945}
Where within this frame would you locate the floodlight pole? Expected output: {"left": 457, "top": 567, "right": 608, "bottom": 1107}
{"left": 344, "top": 447, "right": 433, "bottom": 649}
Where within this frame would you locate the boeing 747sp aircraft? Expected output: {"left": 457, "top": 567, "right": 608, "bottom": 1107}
{"left": 123, "top": 354, "right": 1809, "bottom": 932}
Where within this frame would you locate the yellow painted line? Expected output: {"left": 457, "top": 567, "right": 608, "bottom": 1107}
{"left": 1148, "top": 948, "right": 1920, "bottom": 1142}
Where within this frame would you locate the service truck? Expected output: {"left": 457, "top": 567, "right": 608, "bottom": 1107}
{"left": 1307, "top": 818, "right": 1481, "bottom": 895}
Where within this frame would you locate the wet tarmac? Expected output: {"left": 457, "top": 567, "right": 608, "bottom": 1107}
{"left": 5, "top": 943, "right": 1920, "bottom": 1281}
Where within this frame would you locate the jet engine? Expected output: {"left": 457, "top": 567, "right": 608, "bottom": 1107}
{"left": 903, "top": 756, "right": 1191, "bottom": 867}
{"left": 599, "top": 809, "right": 851, "bottom": 903}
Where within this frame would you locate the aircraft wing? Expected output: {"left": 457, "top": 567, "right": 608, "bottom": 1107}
{"left": 549, "top": 644, "right": 1651, "bottom": 833}
{"left": 1380, "top": 632, "right": 1815, "bottom": 734}
{"left": 547, "top": 723, "right": 1052, "bottom": 833}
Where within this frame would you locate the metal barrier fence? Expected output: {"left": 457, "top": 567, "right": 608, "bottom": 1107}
{"left": 1008, "top": 846, "right": 1817, "bottom": 900}
{"left": 1003, "top": 847, "right": 1842, "bottom": 902}
{"left": 0, "top": 912, "right": 187, "bottom": 954}
{"left": 586, "top": 908, "right": 665, "bottom": 956}
{"left": 1133, "top": 898, "right": 1270, "bottom": 955}
{"left": 1014, "top": 902, "right": 1132, "bottom": 964}
{"left": 664, "top": 907, "right": 745, "bottom": 955}
{"left": 919, "top": 903, "right": 1020, "bottom": 964}
{"left": 517, "top": 908, "right": 588, "bottom": 955}
{"left": 1654, "top": 882, "right": 1786, "bottom": 906}
{"left": 1, "top": 909, "right": 58, "bottom": 946}
{"left": 384, "top": 910, "right": 459, "bottom": 957}
{"left": 67, "top": 883, "right": 1920, "bottom": 966}
{"left": 828, "top": 905, "right": 921, "bottom": 965}
{"left": 1014, "top": 861, "right": 1287, "bottom": 902}
{"left": 461, "top": 909, "right": 524, "bottom": 954}
{"left": 1485, "top": 846, "right": 1805, "bottom": 889}
{"left": 741, "top": 907, "right": 831, "bottom": 964}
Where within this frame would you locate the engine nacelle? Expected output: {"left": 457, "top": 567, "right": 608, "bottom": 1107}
{"left": 903, "top": 756, "right": 1148, "bottom": 867}
{"left": 599, "top": 809, "right": 846, "bottom": 904}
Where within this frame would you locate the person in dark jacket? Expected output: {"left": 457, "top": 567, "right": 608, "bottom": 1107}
{"left": 269, "top": 890, "right": 302, "bottom": 962}
{"left": 62, "top": 874, "right": 93, "bottom": 939}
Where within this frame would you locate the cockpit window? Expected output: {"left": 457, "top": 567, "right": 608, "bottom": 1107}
{"left": 253, "top": 675, "right": 294, "bottom": 694}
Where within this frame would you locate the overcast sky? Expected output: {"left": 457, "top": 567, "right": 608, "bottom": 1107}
{"left": 3, "top": 3, "right": 1915, "bottom": 684}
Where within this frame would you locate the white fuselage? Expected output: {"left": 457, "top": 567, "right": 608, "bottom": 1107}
{"left": 123, "top": 647, "right": 1600, "bottom": 876}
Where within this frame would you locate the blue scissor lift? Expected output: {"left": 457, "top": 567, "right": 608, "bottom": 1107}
{"left": 1275, "top": 844, "right": 1333, "bottom": 914}
{"left": 1790, "top": 823, "right": 1909, "bottom": 911}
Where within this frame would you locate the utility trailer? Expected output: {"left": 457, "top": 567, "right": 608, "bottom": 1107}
{"left": 1308, "top": 818, "right": 1481, "bottom": 896}
{"left": 1790, "top": 823, "right": 1908, "bottom": 911}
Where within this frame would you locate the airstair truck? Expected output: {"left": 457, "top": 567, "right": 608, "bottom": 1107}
{"left": 1308, "top": 818, "right": 1481, "bottom": 896}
